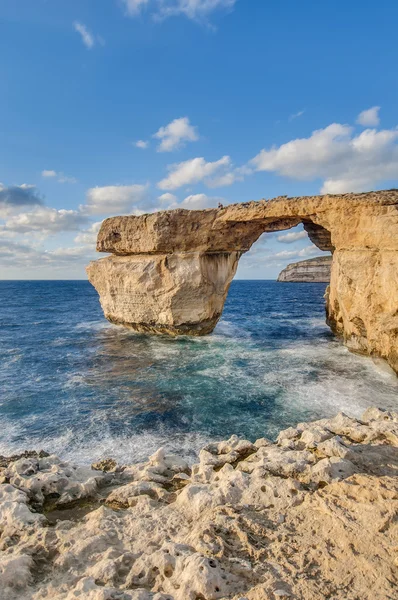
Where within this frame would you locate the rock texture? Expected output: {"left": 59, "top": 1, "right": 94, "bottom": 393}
{"left": 87, "top": 252, "right": 240, "bottom": 335}
{"left": 1, "top": 407, "right": 398, "bottom": 599}
{"left": 277, "top": 256, "right": 332, "bottom": 282}
{"left": 87, "top": 190, "right": 398, "bottom": 373}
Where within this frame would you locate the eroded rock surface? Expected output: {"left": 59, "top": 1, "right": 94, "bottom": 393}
{"left": 1, "top": 407, "right": 398, "bottom": 599}
{"left": 277, "top": 255, "right": 332, "bottom": 282}
{"left": 87, "top": 252, "right": 240, "bottom": 335}
{"left": 87, "top": 190, "right": 398, "bottom": 372}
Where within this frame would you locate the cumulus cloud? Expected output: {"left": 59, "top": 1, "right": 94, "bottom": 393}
{"left": 357, "top": 106, "right": 380, "bottom": 127}
{"left": 250, "top": 121, "right": 398, "bottom": 194}
{"left": 0, "top": 184, "right": 43, "bottom": 215}
{"left": 180, "top": 193, "right": 224, "bottom": 209}
{"left": 121, "top": 0, "right": 237, "bottom": 22}
{"left": 155, "top": 192, "right": 224, "bottom": 210}
{"left": 41, "top": 170, "right": 77, "bottom": 184}
{"left": 277, "top": 230, "right": 308, "bottom": 243}
{"left": 272, "top": 244, "right": 319, "bottom": 260}
{"left": 0, "top": 238, "right": 97, "bottom": 271}
{"left": 74, "top": 22, "right": 95, "bottom": 49}
{"left": 81, "top": 184, "right": 149, "bottom": 215}
{"left": 0, "top": 239, "right": 44, "bottom": 266}
{"left": 158, "top": 192, "right": 178, "bottom": 204}
{"left": 48, "top": 246, "right": 94, "bottom": 260}
{"left": 158, "top": 155, "right": 231, "bottom": 189}
{"left": 135, "top": 140, "right": 149, "bottom": 149}
{"left": 4, "top": 207, "right": 87, "bottom": 234}
{"left": 74, "top": 222, "right": 102, "bottom": 245}
{"left": 154, "top": 117, "right": 199, "bottom": 152}
{"left": 207, "top": 164, "right": 251, "bottom": 188}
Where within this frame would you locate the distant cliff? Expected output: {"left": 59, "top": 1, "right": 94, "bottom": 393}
{"left": 277, "top": 255, "right": 332, "bottom": 282}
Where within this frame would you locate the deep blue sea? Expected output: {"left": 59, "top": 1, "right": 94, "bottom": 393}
{"left": 0, "top": 280, "right": 397, "bottom": 464}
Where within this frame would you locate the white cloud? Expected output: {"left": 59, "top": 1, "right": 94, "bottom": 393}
{"left": 289, "top": 109, "right": 305, "bottom": 121}
{"left": 135, "top": 140, "right": 149, "bottom": 149}
{"left": 81, "top": 184, "right": 149, "bottom": 215}
{"left": 154, "top": 117, "right": 199, "bottom": 152}
{"left": 250, "top": 122, "right": 398, "bottom": 194}
{"left": 158, "top": 155, "right": 231, "bottom": 189}
{"left": 357, "top": 106, "right": 380, "bottom": 127}
{"left": 4, "top": 207, "right": 87, "bottom": 234}
{"left": 74, "top": 22, "right": 95, "bottom": 49}
{"left": 48, "top": 246, "right": 94, "bottom": 260}
{"left": 0, "top": 239, "right": 96, "bottom": 271}
{"left": 74, "top": 222, "right": 102, "bottom": 245}
{"left": 41, "top": 170, "right": 76, "bottom": 184}
{"left": 0, "top": 184, "right": 42, "bottom": 216}
{"left": 207, "top": 164, "right": 251, "bottom": 187}
{"left": 122, "top": 0, "right": 150, "bottom": 15}
{"left": 121, "top": 0, "right": 237, "bottom": 22}
{"left": 156, "top": 192, "right": 223, "bottom": 210}
{"left": 57, "top": 174, "right": 77, "bottom": 184}
{"left": 272, "top": 244, "right": 319, "bottom": 260}
{"left": 181, "top": 193, "right": 223, "bottom": 209}
{"left": 158, "top": 192, "right": 177, "bottom": 203}
{"left": 277, "top": 230, "right": 308, "bottom": 243}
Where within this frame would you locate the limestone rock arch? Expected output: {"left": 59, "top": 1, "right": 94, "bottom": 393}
{"left": 87, "top": 190, "right": 398, "bottom": 374}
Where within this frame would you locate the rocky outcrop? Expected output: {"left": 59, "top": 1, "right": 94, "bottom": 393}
{"left": 87, "top": 252, "right": 240, "bottom": 335}
{"left": 1, "top": 407, "right": 398, "bottom": 599}
{"left": 87, "top": 190, "right": 398, "bottom": 373}
{"left": 277, "top": 255, "right": 332, "bottom": 282}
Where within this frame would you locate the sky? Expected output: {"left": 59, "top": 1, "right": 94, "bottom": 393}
{"left": 1, "top": 0, "right": 398, "bottom": 280}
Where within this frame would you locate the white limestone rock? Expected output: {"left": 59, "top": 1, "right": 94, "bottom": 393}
{"left": 1, "top": 407, "right": 397, "bottom": 600}
{"left": 5, "top": 455, "right": 107, "bottom": 507}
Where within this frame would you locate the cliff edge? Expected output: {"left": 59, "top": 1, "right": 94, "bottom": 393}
{"left": 277, "top": 255, "right": 332, "bottom": 282}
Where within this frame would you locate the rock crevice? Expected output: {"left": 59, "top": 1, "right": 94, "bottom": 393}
{"left": 87, "top": 190, "right": 398, "bottom": 373}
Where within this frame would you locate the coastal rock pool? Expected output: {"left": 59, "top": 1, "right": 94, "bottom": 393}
{"left": 0, "top": 280, "right": 397, "bottom": 464}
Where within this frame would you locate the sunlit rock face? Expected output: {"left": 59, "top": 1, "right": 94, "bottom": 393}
{"left": 277, "top": 256, "right": 332, "bottom": 282}
{"left": 87, "top": 190, "right": 398, "bottom": 373}
{"left": 87, "top": 252, "right": 240, "bottom": 335}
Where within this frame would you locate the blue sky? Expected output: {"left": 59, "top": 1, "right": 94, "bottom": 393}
{"left": 1, "top": 0, "right": 398, "bottom": 279}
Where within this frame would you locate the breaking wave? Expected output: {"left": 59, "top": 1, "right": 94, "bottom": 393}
{"left": 0, "top": 280, "right": 396, "bottom": 464}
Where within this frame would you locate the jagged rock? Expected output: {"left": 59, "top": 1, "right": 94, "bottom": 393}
{"left": 277, "top": 255, "right": 332, "bottom": 282}
{"left": 4, "top": 455, "right": 108, "bottom": 509}
{"left": 1, "top": 407, "right": 398, "bottom": 599}
{"left": 87, "top": 190, "right": 398, "bottom": 374}
{"left": 92, "top": 458, "right": 119, "bottom": 473}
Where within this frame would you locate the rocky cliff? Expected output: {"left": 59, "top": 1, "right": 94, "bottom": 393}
{"left": 277, "top": 255, "right": 332, "bottom": 282}
{"left": 87, "top": 190, "right": 398, "bottom": 374}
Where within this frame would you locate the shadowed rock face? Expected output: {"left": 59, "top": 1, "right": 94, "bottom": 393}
{"left": 278, "top": 256, "right": 332, "bottom": 282}
{"left": 87, "top": 190, "right": 398, "bottom": 373}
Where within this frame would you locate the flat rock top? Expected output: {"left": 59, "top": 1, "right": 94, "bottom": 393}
{"left": 280, "top": 255, "right": 333, "bottom": 269}
{"left": 96, "top": 190, "right": 398, "bottom": 255}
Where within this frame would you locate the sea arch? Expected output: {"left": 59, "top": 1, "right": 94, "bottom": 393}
{"left": 87, "top": 190, "right": 398, "bottom": 374}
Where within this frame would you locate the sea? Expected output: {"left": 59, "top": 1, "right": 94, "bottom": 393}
{"left": 0, "top": 280, "right": 397, "bottom": 465}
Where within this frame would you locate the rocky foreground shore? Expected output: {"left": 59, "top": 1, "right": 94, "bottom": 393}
{"left": 1, "top": 407, "right": 397, "bottom": 600}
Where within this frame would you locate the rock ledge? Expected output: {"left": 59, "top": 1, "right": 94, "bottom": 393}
{"left": 1, "top": 406, "right": 397, "bottom": 599}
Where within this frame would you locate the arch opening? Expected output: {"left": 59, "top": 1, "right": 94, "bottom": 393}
{"left": 234, "top": 220, "right": 332, "bottom": 281}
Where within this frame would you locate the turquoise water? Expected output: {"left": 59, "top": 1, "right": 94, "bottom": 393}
{"left": 0, "top": 280, "right": 397, "bottom": 464}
